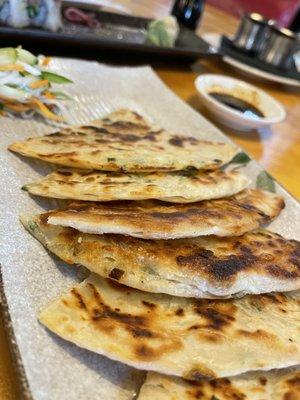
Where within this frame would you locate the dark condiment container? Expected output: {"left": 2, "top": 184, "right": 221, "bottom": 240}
{"left": 232, "top": 12, "right": 275, "bottom": 53}
{"left": 258, "top": 26, "right": 299, "bottom": 70}
{"left": 171, "top": 0, "right": 205, "bottom": 31}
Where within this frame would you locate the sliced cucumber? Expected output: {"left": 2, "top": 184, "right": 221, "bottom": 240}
{"left": 16, "top": 47, "right": 37, "bottom": 65}
{"left": 0, "top": 48, "right": 17, "bottom": 65}
{"left": 41, "top": 71, "right": 73, "bottom": 84}
{"left": 51, "top": 91, "right": 73, "bottom": 100}
{"left": 0, "top": 85, "right": 32, "bottom": 102}
{"left": 20, "top": 62, "right": 41, "bottom": 76}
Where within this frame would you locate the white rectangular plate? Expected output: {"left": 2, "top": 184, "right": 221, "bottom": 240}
{"left": 0, "top": 59, "right": 299, "bottom": 400}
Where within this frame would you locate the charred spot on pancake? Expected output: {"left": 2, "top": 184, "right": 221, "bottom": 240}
{"left": 142, "top": 301, "right": 157, "bottom": 310}
{"left": 85, "top": 176, "right": 95, "bottom": 182}
{"left": 199, "top": 332, "right": 221, "bottom": 343}
{"left": 193, "top": 307, "right": 235, "bottom": 330}
{"left": 259, "top": 377, "right": 267, "bottom": 386}
{"left": 70, "top": 288, "right": 87, "bottom": 310}
{"left": 175, "top": 166, "right": 199, "bottom": 177}
{"left": 209, "top": 378, "right": 231, "bottom": 388}
{"left": 150, "top": 211, "right": 185, "bottom": 220}
{"left": 185, "top": 366, "right": 216, "bottom": 381}
{"left": 56, "top": 170, "right": 73, "bottom": 176}
{"left": 127, "top": 326, "right": 155, "bottom": 338}
{"left": 118, "top": 134, "right": 142, "bottom": 142}
{"left": 39, "top": 212, "right": 52, "bottom": 226}
{"left": 188, "top": 324, "right": 200, "bottom": 330}
{"left": 175, "top": 308, "right": 184, "bottom": 316}
{"left": 278, "top": 198, "right": 285, "bottom": 211}
{"left": 91, "top": 303, "right": 146, "bottom": 327}
{"left": 84, "top": 126, "right": 109, "bottom": 134}
{"left": 169, "top": 136, "right": 184, "bottom": 147}
{"left": 249, "top": 293, "right": 287, "bottom": 314}
{"left": 267, "top": 264, "right": 299, "bottom": 279}
{"left": 143, "top": 130, "right": 162, "bottom": 142}
{"left": 237, "top": 329, "right": 276, "bottom": 341}
{"left": 169, "top": 135, "right": 198, "bottom": 147}
{"left": 135, "top": 344, "right": 156, "bottom": 360}
{"left": 60, "top": 227, "right": 79, "bottom": 243}
{"left": 76, "top": 170, "right": 98, "bottom": 176}
{"left": 94, "top": 139, "right": 109, "bottom": 144}
{"left": 286, "top": 375, "right": 300, "bottom": 387}
{"left": 283, "top": 392, "right": 300, "bottom": 400}
{"left": 209, "top": 379, "right": 247, "bottom": 400}
{"left": 47, "top": 131, "right": 64, "bottom": 137}
{"left": 190, "top": 389, "right": 204, "bottom": 398}
{"left": 108, "top": 268, "right": 125, "bottom": 281}
{"left": 239, "top": 203, "right": 258, "bottom": 212}
{"left": 176, "top": 247, "right": 257, "bottom": 281}
{"left": 104, "top": 120, "right": 149, "bottom": 130}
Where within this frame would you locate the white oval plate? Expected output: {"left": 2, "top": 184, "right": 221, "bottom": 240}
{"left": 202, "top": 33, "right": 300, "bottom": 88}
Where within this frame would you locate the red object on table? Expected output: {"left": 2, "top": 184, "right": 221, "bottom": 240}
{"left": 207, "top": 0, "right": 300, "bottom": 27}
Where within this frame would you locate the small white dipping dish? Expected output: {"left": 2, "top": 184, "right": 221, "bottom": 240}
{"left": 195, "top": 74, "right": 286, "bottom": 131}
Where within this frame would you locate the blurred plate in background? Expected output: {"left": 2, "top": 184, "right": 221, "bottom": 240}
{"left": 0, "top": 2, "right": 218, "bottom": 63}
{"left": 203, "top": 32, "right": 300, "bottom": 88}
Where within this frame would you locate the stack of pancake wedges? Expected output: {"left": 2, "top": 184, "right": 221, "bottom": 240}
{"left": 9, "top": 109, "right": 300, "bottom": 399}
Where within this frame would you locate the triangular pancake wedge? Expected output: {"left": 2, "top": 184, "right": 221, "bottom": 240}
{"left": 22, "top": 168, "right": 250, "bottom": 203}
{"left": 21, "top": 214, "right": 300, "bottom": 298}
{"left": 39, "top": 274, "right": 300, "bottom": 380}
{"left": 9, "top": 109, "right": 238, "bottom": 172}
{"left": 46, "top": 189, "right": 284, "bottom": 239}
{"left": 138, "top": 370, "right": 300, "bottom": 400}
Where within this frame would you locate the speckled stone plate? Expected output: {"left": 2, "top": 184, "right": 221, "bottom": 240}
{"left": 0, "top": 59, "right": 299, "bottom": 400}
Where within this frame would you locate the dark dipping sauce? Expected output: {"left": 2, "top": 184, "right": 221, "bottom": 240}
{"left": 209, "top": 92, "right": 265, "bottom": 119}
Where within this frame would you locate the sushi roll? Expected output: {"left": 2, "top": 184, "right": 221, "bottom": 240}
{"left": 26, "top": 0, "right": 62, "bottom": 31}
{"left": 0, "top": 0, "right": 28, "bottom": 28}
{"left": 0, "top": 0, "right": 62, "bottom": 31}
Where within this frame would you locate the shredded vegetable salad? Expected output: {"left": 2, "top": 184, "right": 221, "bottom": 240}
{"left": 0, "top": 46, "right": 73, "bottom": 121}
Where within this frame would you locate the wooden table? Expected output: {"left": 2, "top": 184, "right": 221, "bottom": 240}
{"left": 1, "top": 2, "right": 299, "bottom": 398}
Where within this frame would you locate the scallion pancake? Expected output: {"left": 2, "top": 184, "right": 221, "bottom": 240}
{"left": 39, "top": 274, "right": 300, "bottom": 380}
{"left": 22, "top": 168, "right": 249, "bottom": 203}
{"left": 9, "top": 109, "right": 238, "bottom": 172}
{"left": 21, "top": 214, "right": 300, "bottom": 298}
{"left": 46, "top": 189, "right": 284, "bottom": 239}
{"left": 138, "top": 370, "right": 300, "bottom": 400}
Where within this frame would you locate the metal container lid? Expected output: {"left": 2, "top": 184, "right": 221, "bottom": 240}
{"left": 246, "top": 12, "right": 268, "bottom": 25}
{"left": 270, "top": 26, "right": 296, "bottom": 40}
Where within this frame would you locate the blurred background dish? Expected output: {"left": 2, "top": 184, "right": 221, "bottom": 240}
{"left": 0, "top": 1, "right": 217, "bottom": 63}
{"left": 202, "top": 32, "right": 300, "bottom": 87}
{"left": 258, "top": 26, "right": 298, "bottom": 69}
{"left": 195, "top": 74, "right": 286, "bottom": 131}
{"left": 232, "top": 12, "right": 275, "bottom": 53}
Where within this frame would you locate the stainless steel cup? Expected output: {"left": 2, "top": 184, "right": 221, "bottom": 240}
{"left": 233, "top": 13, "right": 274, "bottom": 53}
{"left": 258, "top": 27, "right": 299, "bottom": 69}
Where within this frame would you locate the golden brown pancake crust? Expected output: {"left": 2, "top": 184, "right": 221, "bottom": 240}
{"left": 21, "top": 214, "right": 300, "bottom": 298}
{"left": 22, "top": 167, "right": 249, "bottom": 203}
{"left": 46, "top": 189, "right": 284, "bottom": 238}
{"left": 138, "top": 370, "right": 300, "bottom": 400}
{"left": 39, "top": 274, "right": 300, "bottom": 379}
{"left": 9, "top": 109, "right": 238, "bottom": 172}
